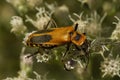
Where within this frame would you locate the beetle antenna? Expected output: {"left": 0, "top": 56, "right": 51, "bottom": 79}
{"left": 74, "top": 23, "right": 78, "bottom": 31}
{"left": 85, "top": 54, "right": 89, "bottom": 70}
{"left": 44, "top": 19, "right": 57, "bottom": 29}
{"left": 44, "top": 20, "right": 51, "bottom": 29}
{"left": 51, "top": 19, "right": 57, "bottom": 28}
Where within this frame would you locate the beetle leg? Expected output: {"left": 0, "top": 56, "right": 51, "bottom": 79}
{"left": 51, "top": 18, "right": 57, "bottom": 28}
{"left": 44, "top": 19, "right": 57, "bottom": 29}
{"left": 25, "top": 47, "right": 49, "bottom": 58}
{"left": 26, "top": 49, "right": 39, "bottom": 58}
{"left": 75, "top": 44, "right": 89, "bottom": 69}
{"left": 61, "top": 43, "right": 72, "bottom": 62}
{"left": 44, "top": 20, "right": 51, "bottom": 29}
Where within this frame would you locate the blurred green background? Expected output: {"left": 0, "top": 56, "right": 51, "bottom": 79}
{"left": 0, "top": 0, "right": 120, "bottom": 80}
{"left": 0, "top": 0, "right": 20, "bottom": 79}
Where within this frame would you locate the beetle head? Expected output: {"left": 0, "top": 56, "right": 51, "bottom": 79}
{"left": 71, "top": 32, "right": 86, "bottom": 46}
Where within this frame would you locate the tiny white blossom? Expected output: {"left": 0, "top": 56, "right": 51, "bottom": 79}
{"left": 99, "top": 45, "right": 109, "bottom": 59}
{"left": 45, "top": 2, "right": 57, "bottom": 13}
{"left": 26, "top": 7, "right": 51, "bottom": 30}
{"left": 10, "top": 16, "right": 27, "bottom": 35}
{"left": 8, "top": 47, "right": 33, "bottom": 80}
{"left": 70, "top": 11, "right": 106, "bottom": 36}
{"left": 69, "top": 12, "right": 88, "bottom": 33}
{"left": 87, "top": 11, "right": 107, "bottom": 36}
{"left": 20, "top": 47, "right": 33, "bottom": 71}
{"left": 36, "top": 53, "right": 51, "bottom": 63}
{"left": 75, "top": 60, "right": 86, "bottom": 74}
{"left": 91, "top": 39, "right": 109, "bottom": 59}
{"left": 100, "top": 54, "right": 120, "bottom": 77}
{"left": 111, "top": 16, "right": 120, "bottom": 40}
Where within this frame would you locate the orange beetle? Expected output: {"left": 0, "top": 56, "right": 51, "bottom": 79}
{"left": 24, "top": 21, "right": 89, "bottom": 70}
{"left": 25, "top": 24, "right": 86, "bottom": 48}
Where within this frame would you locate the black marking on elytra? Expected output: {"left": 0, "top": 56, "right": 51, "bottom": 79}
{"left": 30, "top": 34, "right": 52, "bottom": 44}
{"left": 74, "top": 33, "right": 81, "bottom": 41}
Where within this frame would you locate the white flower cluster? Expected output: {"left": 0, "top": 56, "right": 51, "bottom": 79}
{"left": 69, "top": 11, "right": 107, "bottom": 37}
{"left": 87, "top": 12, "right": 107, "bottom": 36}
{"left": 10, "top": 16, "right": 27, "bottom": 35}
{"left": 69, "top": 12, "right": 88, "bottom": 33}
{"left": 75, "top": 59, "right": 87, "bottom": 74}
{"left": 45, "top": 2, "right": 57, "bottom": 13}
{"left": 26, "top": 7, "right": 51, "bottom": 30}
{"left": 111, "top": 16, "right": 120, "bottom": 40}
{"left": 100, "top": 54, "right": 120, "bottom": 77}
{"left": 36, "top": 53, "right": 51, "bottom": 63}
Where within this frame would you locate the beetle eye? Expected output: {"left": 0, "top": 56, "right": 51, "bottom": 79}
{"left": 74, "top": 33, "right": 81, "bottom": 41}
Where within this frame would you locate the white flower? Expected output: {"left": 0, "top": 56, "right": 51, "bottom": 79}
{"left": 69, "top": 11, "right": 106, "bottom": 37}
{"left": 26, "top": 7, "right": 51, "bottom": 30}
{"left": 75, "top": 59, "right": 86, "bottom": 74}
{"left": 100, "top": 54, "right": 120, "bottom": 77}
{"left": 111, "top": 16, "right": 120, "bottom": 40}
{"left": 69, "top": 11, "right": 106, "bottom": 36}
{"left": 10, "top": 16, "right": 27, "bottom": 35}
{"left": 45, "top": 2, "right": 57, "bottom": 13}
{"left": 36, "top": 53, "right": 51, "bottom": 63}
{"left": 69, "top": 12, "right": 88, "bottom": 33}
{"left": 91, "top": 39, "right": 109, "bottom": 59}
{"left": 87, "top": 11, "right": 107, "bottom": 36}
